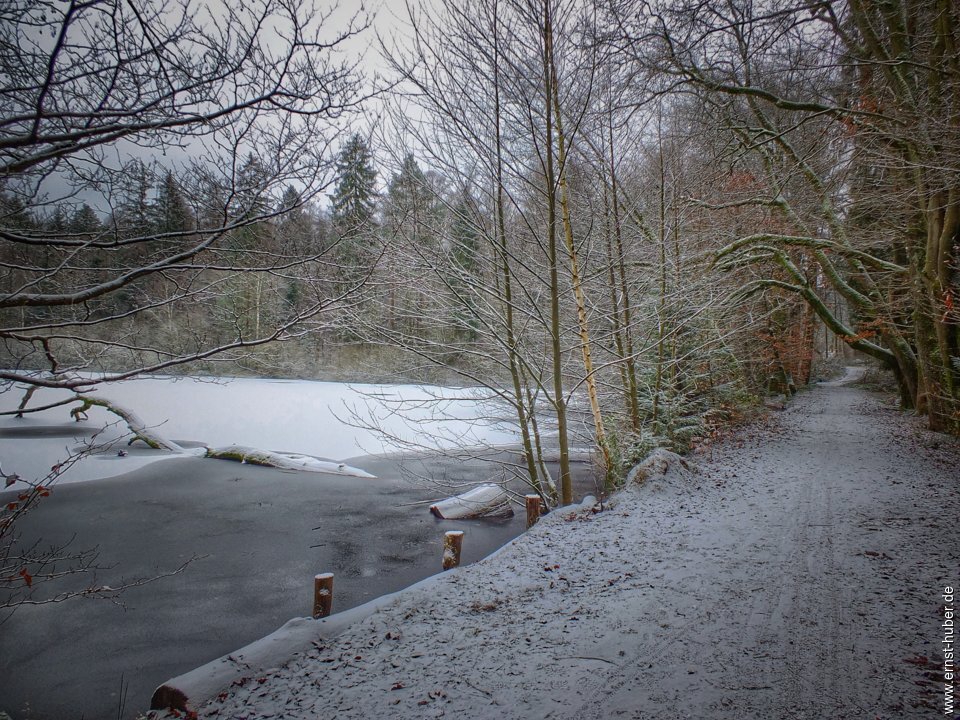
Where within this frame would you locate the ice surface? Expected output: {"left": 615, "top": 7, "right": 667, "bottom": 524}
{"left": 0, "top": 375, "right": 520, "bottom": 486}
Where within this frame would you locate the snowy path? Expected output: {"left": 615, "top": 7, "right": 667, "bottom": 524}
{"left": 172, "top": 374, "right": 958, "bottom": 719}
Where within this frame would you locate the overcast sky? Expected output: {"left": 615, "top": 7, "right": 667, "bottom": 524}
{"left": 35, "top": 0, "right": 431, "bottom": 216}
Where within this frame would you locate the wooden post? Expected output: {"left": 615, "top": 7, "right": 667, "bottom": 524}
{"left": 442, "top": 531, "right": 464, "bottom": 570}
{"left": 313, "top": 572, "right": 334, "bottom": 618}
{"left": 525, "top": 494, "right": 541, "bottom": 529}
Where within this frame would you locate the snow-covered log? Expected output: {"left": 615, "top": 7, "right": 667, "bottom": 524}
{"left": 429, "top": 483, "right": 514, "bottom": 519}
{"left": 626, "top": 448, "right": 693, "bottom": 485}
{"left": 71, "top": 394, "right": 184, "bottom": 452}
{"left": 204, "top": 445, "right": 376, "bottom": 478}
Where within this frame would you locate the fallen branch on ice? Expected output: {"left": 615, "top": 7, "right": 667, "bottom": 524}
{"left": 70, "top": 395, "right": 184, "bottom": 452}
{"left": 204, "top": 446, "right": 376, "bottom": 478}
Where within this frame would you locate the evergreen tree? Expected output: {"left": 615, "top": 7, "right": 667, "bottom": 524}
{"left": 69, "top": 204, "right": 102, "bottom": 237}
{"left": 448, "top": 185, "right": 482, "bottom": 278}
{"left": 446, "top": 185, "right": 484, "bottom": 339}
{"left": 385, "top": 153, "right": 428, "bottom": 227}
{"left": 115, "top": 159, "right": 153, "bottom": 237}
{"left": 149, "top": 170, "right": 193, "bottom": 235}
{"left": 233, "top": 154, "right": 272, "bottom": 222}
{"left": 0, "top": 193, "right": 34, "bottom": 230}
{"left": 380, "top": 153, "right": 436, "bottom": 335}
{"left": 276, "top": 186, "right": 320, "bottom": 311}
{"left": 276, "top": 186, "right": 316, "bottom": 254}
{"left": 330, "top": 134, "right": 377, "bottom": 236}
{"left": 280, "top": 185, "right": 302, "bottom": 213}
{"left": 329, "top": 135, "right": 378, "bottom": 294}
{"left": 45, "top": 205, "right": 69, "bottom": 235}
{"left": 228, "top": 154, "right": 275, "bottom": 253}
{"left": 385, "top": 153, "right": 444, "bottom": 251}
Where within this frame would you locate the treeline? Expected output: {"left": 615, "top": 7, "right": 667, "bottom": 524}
{"left": 0, "top": 158, "right": 337, "bottom": 378}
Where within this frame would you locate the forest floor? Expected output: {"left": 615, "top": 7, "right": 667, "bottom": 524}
{"left": 156, "top": 367, "right": 959, "bottom": 720}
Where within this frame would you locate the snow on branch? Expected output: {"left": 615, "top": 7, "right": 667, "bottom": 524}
{"left": 70, "top": 395, "right": 184, "bottom": 452}
{"left": 715, "top": 234, "right": 907, "bottom": 274}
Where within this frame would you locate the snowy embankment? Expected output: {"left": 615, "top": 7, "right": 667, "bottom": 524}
{"left": 151, "top": 374, "right": 958, "bottom": 719}
{"left": 0, "top": 376, "right": 518, "bottom": 486}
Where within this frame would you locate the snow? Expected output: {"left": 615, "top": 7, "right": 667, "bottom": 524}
{"left": 623, "top": 447, "right": 692, "bottom": 485}
{"left": 147, "top": 370, "right": 959, "bottom": 719}
{"left": 0, "top": 375, "right": 519, "bottom": 486}
{"left": 204, "top": 445, "right": 376, "bottom": 478}
{"left": 429, "top": 483, "right": 513, "bottom": 519}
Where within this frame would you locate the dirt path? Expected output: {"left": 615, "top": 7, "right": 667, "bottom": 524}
{"left": 176, "top": 372, "right": 959, "bottom": 719}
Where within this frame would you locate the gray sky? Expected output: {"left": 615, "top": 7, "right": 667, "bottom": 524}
{"left": 34, "top": 0, "right": 427, "bottom": 216}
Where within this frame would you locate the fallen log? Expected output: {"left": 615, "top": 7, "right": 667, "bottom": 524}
{"left": 205, "top": 445, "right": 376, "bottom": 478}
{"left": 625, "top": 448, "right": 693, "bottom": 485}
{"left": 429, "top": 483, "right": 513, "bottom": 519}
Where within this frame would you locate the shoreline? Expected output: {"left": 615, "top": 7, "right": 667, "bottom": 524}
{"left": 0, "top": 447, "right": 598, "bottom": 720}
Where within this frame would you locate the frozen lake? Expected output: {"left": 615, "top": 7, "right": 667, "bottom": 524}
{"left": 0, "top": 375, "right": 523, "bottom": 486}
{"left": 0, "top": 374, "right": 597, "bottom": 719}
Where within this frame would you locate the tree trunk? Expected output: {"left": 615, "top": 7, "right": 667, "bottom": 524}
{"left": 542, "top": 0, "right": 573, "bottom": 504}
{"left": 546, "top": 0, "right": 613, "bottom": 489}
{"left": 492, "top": 11, "right": 545, "bottom": 496}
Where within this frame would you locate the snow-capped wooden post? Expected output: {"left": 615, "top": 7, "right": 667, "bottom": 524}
{"left": 442, "top": 531, "right": 464, "bottom": 570}
{"left": 525, "top": 494, "right": 541, "bottom": 529}
{"left": 313, "top": 573, "right": 334, "bottom": 618}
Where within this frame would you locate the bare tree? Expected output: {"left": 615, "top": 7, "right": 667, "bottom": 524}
{"left": 620, "top": 0, "right": 960, "bottom": 432}
{"left": 362, "top": 0, "right": 774, "bottom": 509}
{"left": 0, "top": 0, "right": 367, "bottom": 396}
{"left": 0, "top": 0, "right": 366, "bottom": 611}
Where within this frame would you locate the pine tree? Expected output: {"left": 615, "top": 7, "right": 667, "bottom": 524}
{"left": 69, "top": 204, "right": 102, "bottom": 237}
{"left": 115, "top": 159, "right": 153, "bottom": 237}
{"left": 329, "top": 135, "right": 378, "bottom": 292}
{"left": 330, "top": 134, "right": 377, "bottom": 236}
{"left": 380, "top": 153, "right": 443, "bottom": 335}
{"left": 276, "top": 186, "right": 319, "bottom": 311}
{"left": 233, "top": 154, "right": 272, "bottom": 222}
{"left": 149, "top": 171, "right": 193, "bottom": 235}
{"left": 449, "top": 185, "right": 482, "bottom": 278}
{"left": 277, "top": 186, "right": 305, "bottom": 247}
{"left": 0, "top": 193, "right": 34, "bottom": 231}
{"left": 446, "top": 185, "right": 484, "bottom": 339}
{"left": 385, "top": 153, "right": 428, "bottom": 226}
{"left": 228, "top": 154, "right": 275, "bottom": 254}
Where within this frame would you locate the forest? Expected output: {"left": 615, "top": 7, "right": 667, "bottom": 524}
{"left": 1, "top": 0, "right": 958, "bottom": 513}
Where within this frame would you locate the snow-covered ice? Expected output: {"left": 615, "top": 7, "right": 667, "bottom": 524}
{"left": 0, "top": 376, "right": 519, "bottom": 486}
